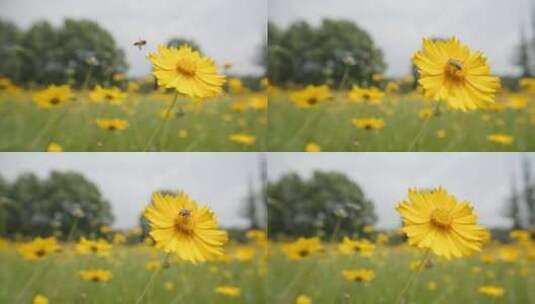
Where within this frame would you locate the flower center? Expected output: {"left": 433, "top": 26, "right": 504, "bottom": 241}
{"left": 445, "top": 59, "right": 465, "bottom": 80}
{"left": 307, "top": 97, "right": 318, "bottom": 105}
{"left": 50, "top": 97, "right": 60, "bottom": 105}
{"left": 430, "top": 208, "right": 453, "bottom": 229}
{"left": 298, "top": 249, "right": 310, "bottom": 257}
{"left": 35, "top": 249, "right": 46, "bottom": 257}
{"left": 175, "top": 208, "right": 194, "bottom": 234}
{"left": 176, "top": 59, "right": 197, "bottom": 77}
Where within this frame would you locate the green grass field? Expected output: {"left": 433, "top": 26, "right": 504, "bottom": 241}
{"left": 0, "top": 93, "right": 267, "bottom": 152}
{"left": 268, "top": 245, "right": 534, "bottom": 304}
{"left": 268, "top": 92, "right": 535, "bottom": 152}
{"left": 0, "top": 245, "right": 266, "bottom": 304}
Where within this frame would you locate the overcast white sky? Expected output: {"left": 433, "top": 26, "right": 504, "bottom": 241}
{"left": 0, "top": 0, "right": 266, "bottom": 76}
{"left": 0, "top": 153, "right": 263, "bottom": 229}
{"left": 267, "top": 153, "right": 535, "bottom": 229}
{"left": 269, "top": 0, "right": 533, "bottom": 76}
{"left": 1, "top": 153, "right": 532, "bottom": 230}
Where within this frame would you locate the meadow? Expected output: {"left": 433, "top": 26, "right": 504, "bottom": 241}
{"left": 0, "top": 90, "right": 267, "bottom": 152}
{"left": 268, "top": 242, "right": 534, "bottom": 304}
{"left": 268, "top": 90, "right": 535, "bottom": 152}
{"left": 0, "top": 239, "right": 267, "bottom": 303}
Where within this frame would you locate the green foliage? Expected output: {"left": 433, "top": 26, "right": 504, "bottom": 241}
{"left": 267, "top": 170, "right": 377, "bottom": 239}
{"left": 0, "top": 18, "right": 127, "bottom": 87}
{"left": 0, "top": 171, "right": 113, "bottom": 239}
{"left": 167, "top": 37, "right": 202, "bottom": 53}
{"left": 268, "top": 19, "right": 386, "bottom": 87}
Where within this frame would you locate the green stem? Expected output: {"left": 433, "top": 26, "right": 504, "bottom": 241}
{"left": 407, "top": 101, "right": 441, "bottom": 151}
{"left": 143, "top": 92, "right": 179, "bottom": 152}
{"left": 395, "top": 248, "right": 432, "bottom": 304}
{"left": 135, "top": 253, "right": 170, "bottom": 304}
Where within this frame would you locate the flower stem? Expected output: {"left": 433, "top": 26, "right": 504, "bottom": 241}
{"left": 395, "top": 248, "right": 432, "bottom": 304}
{"left": 143, "top": 92, "right": 179, "bottom": 152}
{"left": 135, "top": 253, "right": 170, "bottom": 304}
{"left": 407, "top": 101, "right": 441, "bottom": 151}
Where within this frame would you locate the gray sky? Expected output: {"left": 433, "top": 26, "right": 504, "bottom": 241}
{"left": 267, "top": 153, "right": 535, "bottom": 229}
{"left": 269, "top": 0, "right": 532, "bottom": 77}
{"left": 0, "top": 0, "right": 266, "bottom": 76}
{"left": 0, "top": 153, "right": 263, "bottom": 229}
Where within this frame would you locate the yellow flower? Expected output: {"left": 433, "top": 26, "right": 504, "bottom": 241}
{"left": 89, "top": 85, "right": 127, "bottom": 104}
{"left": 305, "top": 142, "right": 321, "bottom": 152}
{"left": 341, "top": 269, "right": 375, "bottom": 282}
{"left": 396, "top": 187, "right": 486, "bottom": 259}
{"left": 145, "top": 260, "right": 161, "bottom": 271}
{"left": 418, "top": 108, "right": 434, "bottom": 120}
{"left": 413, "top": 37, "right": 500, "bottom": 111}
{"left": 148, "top": 44, "right": 225, "bottom": 98}
{"left": 234, "top": 246, "right": 256, "bottom": 262}
{"left": 113, "top": 233, "right": 126, "bottom": 245}
{"left": 338, "top": 237, "right": 375, "bottom": 257}
{"left": 436, "top": 130, "right": 447, "bottom": 139}
{"left": 296, "top": 294, "right": 312, "bottom": 304}
{"left": 281, "top": 237, "right": 323, "bottom": 260}
{"left": 100, "top": 225, "right": 113, "bottom": 234}
{"left": 47, "top": 143, "right": 63, "bottom": 152}
{"left": 478, "top": 285, "right": 504, "bottom": 297}
{"left": 290, "top": 85, "right": 331, "bottom": 108}
{"left": 372, "top": 73, "right": 385, "bottom": 82}
{"left": 499, "top": 246, "right": 520, "bottom": 262}
{"left": 229, "top": 133, "right": 256, "bottom": 146}
{"left": 228, "top": 78, "right": 246, "bottom": 94}
{"left": 348, "top": 86, "right": 384, "bottom": 104}
{"left": 79, "top": 269, "right": 112, "bottom": 283}
{"left": 386, "top": 82, "right": 400, "bottom": 93}
{"left": 18, "top": 237, "right": 59, "bottom": 261}
{"left": 164, "top": 281, "right": 175, "bottom": 290}
{"left": 246, "top": 229, "right": 267, "bottom": 243}
{"left": 127, "top": 81, "right": 140, "bottom": 92}
{"left": 487, "top": 133, "right": 513, "bottom": 145}
{"left": 508, "top": 94, "right": 528, "bottom": 110}
{"left": 32, "top": 294, "right": 49, "bottom": 304}
{"left": 75, "top": 238, "right": 112, "bottom": 256}
{"left": 352, "top": 118, "right": 386, "bottom": 130}
{"left": 96, "top": 118, "right": 129, "bottom": 131}
{"left": 112, "top": 73, "right": 126, "bottom": 82}
{"left": 375, "top": 233, "right": 389, "bottom": 245}
{"left": 248, "top": 94, "right": 268, "bottom": 110}
{"left": 427, "top": 281, "right": 437, "bottom": 291}
{"left": 33, "top": 85, "right": 72, "bottom": 108}
{"left": 510, "top": 230, "right": 531, "bottom": 242}
{"left": 143, "top": 192, "right": 228, "bottom": 263}
{"left": 178, "top": 129, "right": 189, "bottom": 139}
{"left": 520, "top": 78, "right": 535, "bottom": 92}
{"left": 214, "top": 286, "right": 241, "bottom": 297}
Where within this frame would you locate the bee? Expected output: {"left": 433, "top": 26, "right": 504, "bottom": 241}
{"left": 179, "top": 208, "right": 191, "bottom": 217}
{"left": 447, "top": 59, "right": 463, "bottom": 71}
{"left": 133, "top": 39, "right": 147, "bottom": 50}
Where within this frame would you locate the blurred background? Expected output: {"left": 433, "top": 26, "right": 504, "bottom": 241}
{"left": 268, "top": 0, "right": 535, "bottom": 88}
{"left": 0, "top": 0, "right": 266, "bottom": 88}
{"left": 0, "top": 153, "right": 268, "bottom": 240}
{"left": 266, "top": 153, "right": 535, "bottom": 240}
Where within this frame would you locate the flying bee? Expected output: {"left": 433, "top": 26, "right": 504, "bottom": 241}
{"left": 133, "top": 39, "right": 147, "bottom": 50}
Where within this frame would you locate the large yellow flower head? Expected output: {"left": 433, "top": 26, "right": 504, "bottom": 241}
{"left": 290, "top": 85, "right": 331, "bottom": 108}
{"left": 148, "top": 44, "right": 226, "bottom": 99}
{"left": 89, "top": 85, "right": 127, "bottom": 104}
{"left": 396, "top": 187, "right": 486, "bottom": 259}
{"left": 413, "top": 37, "right": 501, "bottom": 111}
{"left": 32, "top": 85, "right": 72, "bottom": 109}
{"left": 143, "top": 192, "right": 228, "bottom": 263}
{"left": 17, "top": 237, "right": 60, "bottom": 261}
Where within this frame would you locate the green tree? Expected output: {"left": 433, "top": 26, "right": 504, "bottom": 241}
{"left": 504, "top": 177, "right": 523, "bottom": 229}
{"left": 3, "top": 171, "right": 114, "bottom": 239}
{"left": 0, "top": 19, "right": 23, "bottom": 83}
{"left": 240, "top": 179, "right": 260, "bottom": 230}
{"left": 167, "top": 37, "right": 201, "bottom": 53}
{"left": 267, "top": 171, "right": 377, "bottom": 239}
{"left": 268, "top": 19, "right": 386, "bottom": 87}
{"left": 513, "top": 26, "right": 532, "bottom": 77}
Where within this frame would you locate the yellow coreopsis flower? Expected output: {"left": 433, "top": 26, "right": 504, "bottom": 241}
{"left": 79, "top": 269, "right": 113, "bottom": 283}
{"left": 478, "top": 285, "right": 504, "bottom": 297}
{"left": 396, "top": 187, "right": 486, "bottom": 259}
{"left": 148, "top": 44, "right": 226, "bottom": 99}
{"left": 348, "top": 86, "right": 384, "bottom": 104}
{"left": 290, "top": 85, "right": 331, "bottom": 108}
{"left": 145, "top": 260, "right": 161, "bottom": 271}
{"left": 229, "top": 133, "right": 256, "bottom": 146}
{"left": 75, "top": 238, "right": 112, "bottom": 256}
{"left": 281, "top": 237, "right": 323, "bottom": 260}
{"left": 413, "top": 37, "right": 500, "bottom": 111}
{"left": 95, "top": 118, "right": 129, "bottom": 131}
{"left": 487, "top": 133, "right": 514, "bottom": 145}
{"left": 228, "top": 77, "right": 246, "bottom": 94}
{"left": 143, "top": 192, "right": 228, "bottom": 263}
{"left": 214, "top": 285, "right": 241, "bottom": 297}
{"left": 338, "top": 237, "right": 375, "bottom": 257}
{"left": 33, "top": 85, "right": 72, "bottom": 109}
{"left": 352, "top": 118, "right": 386, "bottom": 130}
{"left": 47, "top": 142, "right": 63, "bottom": 152}
{"left": 32, "top": 294, "right": 49, "bottom": 304}
{"left": 341, "top": 269, "right": 375, "bottom": 282}
{"left": 305, "top": 142, "right": 321, "bottom": 152}
{"left": 18, "top": 237, "right": 60, "bottom": 261}
{"left": 296, "top": 294, "right": 312, "bottom": 304}
{"left": 89, "top": 85, "right": 127, "bottom": 104}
